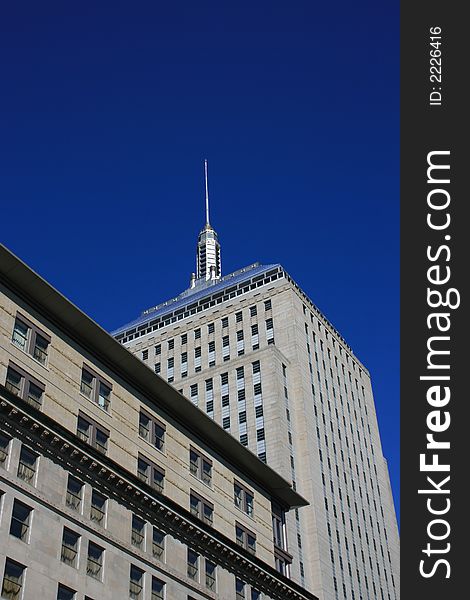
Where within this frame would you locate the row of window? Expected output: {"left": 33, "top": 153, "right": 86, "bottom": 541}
{"left": 151, "top": 321, "right": 273, "bottom": 379}
{"left": 0, "top": 555, "right": 163, "bottom": 600}
{"left": 138, "top": 298, "right": 273, "bottom": 351}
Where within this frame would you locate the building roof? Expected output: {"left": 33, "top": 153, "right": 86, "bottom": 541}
{"left": 112, "top": 261, "right": 281, "bottom": 335}
{"left": 0, "top": 243, "right": 307, "bottom": 508}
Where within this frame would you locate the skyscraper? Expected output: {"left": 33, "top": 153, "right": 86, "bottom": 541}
{"left": 113, "top": 166, "right": 400, "bottom": 600}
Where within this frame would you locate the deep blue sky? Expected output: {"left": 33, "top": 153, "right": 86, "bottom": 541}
{"left": 0, "top": 1, "right": 399, "bottom": 519}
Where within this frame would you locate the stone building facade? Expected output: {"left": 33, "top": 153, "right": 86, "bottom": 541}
{"left": 0, "top": 244, "right": 315, "bottom": 600}
{"left": 113, "top": 227, "right": 400, "bottom": 600}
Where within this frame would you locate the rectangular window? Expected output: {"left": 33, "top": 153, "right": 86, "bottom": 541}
{"left": 250, "top": 305, "right": 257, "bottom": 317}
{"left": 142, "top": 349, "right": 148, "bottom": 361}
{"left": 189, "top": 448, "right": 212, "bottom": 486}
{"left": 1, "top": 558, "right": 25, "bottom": 600}
{"left": 272, "top": 503, "right": 287, "bottom": 550}
{"left": 152, "top": 527, "right": 165, "bottom": 560}
{"left": 194, "top": 328, "right": 201, "bottom": 340}
{"left": 251, "top": 590, "right": 261, "bottom": 600}
{"left": 234, "top": 482, "right": 254, "bottom": 517}
{"left": 187, "top": 548, "right": 199, "bottom": 581}
{"left": 80, "top": 366, "right": 112, "bottom": 411}
{"left": 61, "top": 528, "right": 80, "bottom": 567}
{"left": 66, "top": 475, "right": 83, "bottom": 511}
{"left": 155, "top": 344, "right": 161, "bottom": 355}
{"left": 5, "top": 364, "right": 44, "bottom": 410}
{"left": 139, "top": 410, "right": 165, "bottom": 451}
{"left": 10, "top": 500, "right": 32, "bottom": 542}
{"left": 11, "top": 314, "right": 50, "bottom": 365}
{"left": 17, "top": 446, "right": 38, "bottom": 484}
{"left": 131, "top": 514, "right": 146, "bottom": 549}
{"left": 0, "top": 433, "right": 11, "bottom": 467}
{"left": 266, "top": 318, "right": 274, "bottom": 344}
{"left": 137, "top": 455, "right": 165, "bottom": 493}
{"left": 181, "top": 333, "right": 187, "bottom": 344}
{"left": 190, "top": 491, "right": 213, "bottom": 525}
{"left": 208, "top": 322, "right": 215, "bottom": 334}
{"left": 130, "top": 565, "right": 144, "bottom": 600}
{"left": 190, "top": 383, "right": 198, "bottom": 405}
{"left": 264, "top": 299, "right": 272, "bottom": 311}
{"left": 194, "top": 346, "right": 202, "bottom": 371}
{"left": 90, "top": 490, "right": 107, "bottom": 525}
{"left": 154, "top": 362, "right": 161, "bottom": 374}
{"left": 235, "top": 523, "right": 256, "bottom": 554}
{"left": 77, "top": 412, "right": 109, "bottom": 454}
{"left": 236, "top": 578, "right": 246, "bottom": 600}
{"left": 151, "top": 577, "right": 165, "bottom": 600}
{"left": 221, "top": 316, "right": 228, "bottom": 328}
{"left": 236, "top": 311, "right": 243, "bottom": 323}
{"left": 57, "top": 584, "right": 76, "bottom": 600}
{"left": 87, "top": 542, "right": 104, "bottom": 580}
{"left": 205, "top": 559, "right": 216, "bottom": 591}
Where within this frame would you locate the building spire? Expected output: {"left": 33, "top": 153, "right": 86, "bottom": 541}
{"left": 193, "top": 159, "right": 221, "bottom": 283}
{"left": 205, "top": 159, "right": 210, "bottom": 225}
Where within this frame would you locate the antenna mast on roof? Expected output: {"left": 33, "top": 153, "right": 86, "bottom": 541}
{"left": 204, "top": 159, "right": 210, "bottom": 225}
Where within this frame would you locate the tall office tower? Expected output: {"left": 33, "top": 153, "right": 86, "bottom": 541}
{"left": 113, "top": 170, "right": 400, "bottom": 600}
{"left": 0, "top": 244, "right": 315, "bottom": 600}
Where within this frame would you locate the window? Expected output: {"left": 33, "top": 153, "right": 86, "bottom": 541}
{"left": 266, "top": 318, "right": 274, "bottom": 344}
{"left": 234, "top": 482, "right": 254, "bottom": 517}
{"left": 57, "top": 584, "right": 76, "bottom": 600}
{"left": 154, "top": 363, "right": 161, "bottom": 374}
{"left": 155, "top": 344, "right": 161, "bottom": 355}
{"left": 77, "top": 413, "right": 109, "bottom": 454}
{"left": 151, "top": 577, "right": 165, "bottom": 600}
{"left": 236, "top": 311, "right": 243, "bottom": 323}
{"left": 190, "top": 491, "right": 213, "bottom": 525}
{"left": 187, "top": 549, "right": 198, "bottom": 580}
{"left": 223, "top": 416, "right": 230, "bottom": 429}
{"left": 264, "top": 300, "right": 272, "bottom": 311}
{"left": 66, "top": 475, "right": 83, "bottom": 511}
{"left": 130, "top": 565, "right": 144, "bottom": 600}
{"left": 250, "top": 305, "right": 257, "bottom": 317}
{"left": 152, "top": 527, "right": 165, "bottom": 560}
{"left": 194, "top": 328, "right": 201, "bottom": 340}
{"left": 137, "top": 455, "right": 165, "bottom": 493}
{"left": 132, "top": 514, "right": 146, "bottom": 549}
{"left": 189, "top": 448, "right": 212, "bottom": 486}
{"left": 5, "top": 364, "right": 44, "bottom": 410}
{"left": 17, "top": 446, "right": 38, "bottom": 484}
{"left": 251, "top": 590, "right": 261, "bottom": 600}
{"left": 221, "top": 317, "right": 228, "bottom": 328}
{"left": 11, "top": 314, "right": 50, "bottom": 365}
{"left": 235, "top": 523, "right": 256, "bottom": 554}
{"left": 1, "top": 558, "right": 25, "bottom": 600}
{"left": 10, "top": 500, "right": 32, "bottom": 542}
{"left": 0, "top": 433, "right": 11, "bottom": 467}
{"left": 90, "top": 490, "right": 107, "bottom": 525}
{"left": 235, "top": 578, "right": 245, "bottom": 600}
{"left": 139, "top": 411, "right": 165, "bottom": 451}
{"left": 181, "top": 333, "right": 187, "bottom": 344}
{"left": 168, "top": 339, "right": 174, "bottom": 350}
{"left": 142, "top": 349, "right": 148, "bottom": 361}
{"left": 80, "top": 367, "right": 112, "bottom": 411}
{"left": 87, "top": 542, "right": 104, "bottom": 580}
{"left": 208, "top": 322, "right": 215, "bottom": 334}
{"left": 272, "top": 503, "right": 287, "bottom": 550}
{"left": 61, "top": 528, "right": 80, "bottom": 567}
{"left": 205, "top": 559, "right": 216, "bottom": 591}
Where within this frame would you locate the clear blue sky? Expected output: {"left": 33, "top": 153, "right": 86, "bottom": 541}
{"left": 0, "top": 1, "right": 399, "bottom": 520}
